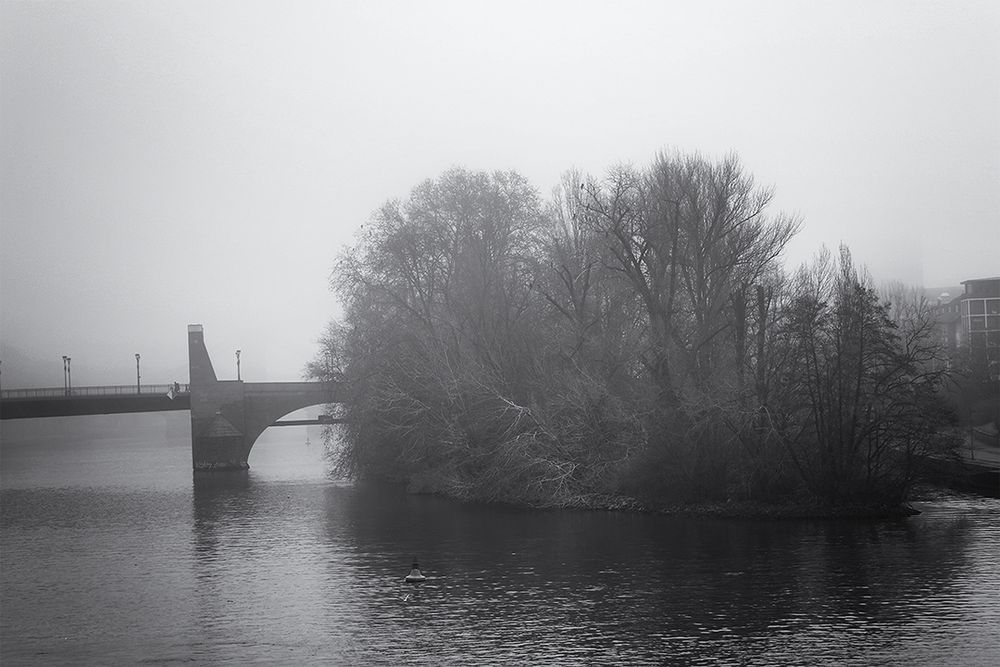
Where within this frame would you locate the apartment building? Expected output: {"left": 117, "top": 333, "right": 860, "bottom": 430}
{"left": 935, "top": 277, "right": 1000, "bottom": 380}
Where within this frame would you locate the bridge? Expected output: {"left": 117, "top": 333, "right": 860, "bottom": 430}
{"left": 0, "top": 324, "right": 341, "bottom": 471}
{"left": 0, "top": 384, "right": 192, "bottom": 419}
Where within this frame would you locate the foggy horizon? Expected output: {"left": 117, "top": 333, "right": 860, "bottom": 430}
{"left": 2, "top": 0, "right": 998, "bottom": 389}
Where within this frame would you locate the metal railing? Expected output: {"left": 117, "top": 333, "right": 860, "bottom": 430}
{"left": 0, "top": 384, "right": 190, "bottom": 400}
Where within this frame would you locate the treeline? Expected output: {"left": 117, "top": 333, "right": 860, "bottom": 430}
{"left": 310, "top": 152, "right": 958, "bottom": 510}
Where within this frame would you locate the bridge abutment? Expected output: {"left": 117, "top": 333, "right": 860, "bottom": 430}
{"left": 188, "top": 325, "right": 334, "bottom": 470}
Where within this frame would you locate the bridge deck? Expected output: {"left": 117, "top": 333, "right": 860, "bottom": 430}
{"left": 0, "top": 385, "right": 192, "bottom": 420}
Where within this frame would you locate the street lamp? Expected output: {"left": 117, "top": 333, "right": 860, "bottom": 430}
{"left": 236, "top": 349, "right": 241, "bottom": 381}
{"left": 135, "top": 353, "right": 141, "bottom": 394}
{"left": 62, "top": 356, "right": 69, "bottom": 395}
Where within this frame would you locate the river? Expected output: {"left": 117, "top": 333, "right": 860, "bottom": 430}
{"left": 1, "top": 412, "right": 998, "bottom": 665}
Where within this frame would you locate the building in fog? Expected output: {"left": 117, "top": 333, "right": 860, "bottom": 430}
{"left": 933, "top": 291, "right": 963, "bottom": 353}
{"left": 934, "top": 277, "right": 1000, "bottom": 380}
{"left": 961, "top": 277, "right": 1000, "bottom": 379}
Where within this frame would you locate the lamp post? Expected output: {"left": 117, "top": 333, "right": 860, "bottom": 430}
{"left": 135, "top": 353, "right": 141, "bottom": 394}
{"left": 62, "top": 356, "right": 69, "bottom": 395}
{"left": 236, "top": 349, "right": 241, "bottom": 381}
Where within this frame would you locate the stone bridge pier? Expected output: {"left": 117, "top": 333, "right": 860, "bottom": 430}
{"left": 188, "top": 324, "right": 339, "bottom": 470}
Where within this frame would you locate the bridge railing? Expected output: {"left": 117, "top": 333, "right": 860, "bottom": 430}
{"left": 0, "top": 384, "right": 191, "bottom": 400}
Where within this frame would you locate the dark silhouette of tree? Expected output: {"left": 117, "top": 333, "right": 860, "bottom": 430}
{"left": 313, "top": 155, "right": 956, "bottom": 511}
{"left": 780, "top": 247, "right": 957, "bottom": 505}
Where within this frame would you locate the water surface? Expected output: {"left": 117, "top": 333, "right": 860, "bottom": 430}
{"left": 2, "top": 413, "right": 998, "bottom": 665}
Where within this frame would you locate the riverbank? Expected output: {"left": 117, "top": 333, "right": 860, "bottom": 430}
{"left": 537, "top": 493, "right": 922, "bottom": 519}
{"left": 555, "top": 479, "right": 1000, "bottom": 518}
{"left": 401, "top": 481, "right": 923, "bottom": 520}
{"left": 917, "top": 450, "right": 1000, "bottom": 498}
{"left": 391, "top": 450, "right": 998, "bottom": 519}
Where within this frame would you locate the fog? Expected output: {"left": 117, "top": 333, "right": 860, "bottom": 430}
{"left": 2, "top": 0, "right": 997, "bottom": 388}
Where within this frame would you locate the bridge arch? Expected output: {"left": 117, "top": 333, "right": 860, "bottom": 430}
{"left": 245, "top": 404, "right": 339, "bottom": 472}
{"left": 243, "top": 386, "right": 336, "bottom": 454}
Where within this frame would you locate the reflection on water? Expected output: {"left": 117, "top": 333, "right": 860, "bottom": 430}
{"left": 2, "top": 413, "right": 999, "bottom": 665}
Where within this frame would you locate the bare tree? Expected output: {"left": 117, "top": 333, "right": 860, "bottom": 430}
{"left": 781, "top": 247, "right": 957, "bottom": 505}
{"left": 578, "top": 152, "right": 798, "bottom": 404}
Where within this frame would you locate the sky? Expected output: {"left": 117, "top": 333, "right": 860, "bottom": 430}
{"left": 1, "top": 0, "right": 998, "bottom": 389}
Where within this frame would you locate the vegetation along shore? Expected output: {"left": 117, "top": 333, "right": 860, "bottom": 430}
{"left": 309, "top": 150, "right": 992, "bottom": 517}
